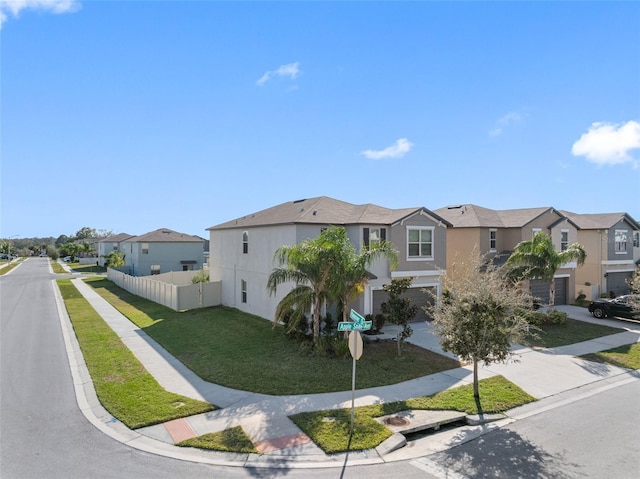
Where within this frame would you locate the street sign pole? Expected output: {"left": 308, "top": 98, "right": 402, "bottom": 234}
{"left": 350, "top": 333, "right": 358, "bottom": 435}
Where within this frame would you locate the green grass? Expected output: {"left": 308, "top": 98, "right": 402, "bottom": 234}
{"left": 57, "top": 279, "right": 215, "bottom": 429}
{"left": 84, "top": 277, "right": 462, "bottom": 395}
{"left": 523, "top": 319, "right": 623, "bottom": 348}
{"left": 291, "top": 375, "right": 536, "bottom": 454}
{"left": 68, "top": 263, "right": 107, "bottom": 274}
{"left": 178, "top": 426, "right": 258, "bottom": 453}
{"left": 0, "top": 259, "right": 20, "bottom": 275}
{"left": 51, "top": 260, "right": 67, "bottom": 274}
{"left": 580, "top": 342, "right": 640, "bottom": 370}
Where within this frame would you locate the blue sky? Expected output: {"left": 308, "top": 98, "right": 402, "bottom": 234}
{"left": 1, "top": 1, "right": 639, "bottom": 239}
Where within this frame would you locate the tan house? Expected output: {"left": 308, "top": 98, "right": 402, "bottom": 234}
{"left": 561, "top": 212, "right": 639, "bottom": 299}
{"left": 434, "top": 204, "right": 581, "bottom": 306}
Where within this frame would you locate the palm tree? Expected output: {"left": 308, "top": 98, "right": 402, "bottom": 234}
{"left": 507, "top": 231, "right": 586, "bottom": 311}
{"left": 328, "top": 229, "right": 398, "bottom": 326}
{"left": 267, "top": 229, "right": 341, "bottom": 346}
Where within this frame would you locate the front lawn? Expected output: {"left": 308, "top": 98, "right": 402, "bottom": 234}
{"left": 58, "top": 279, "right": 215, "bottom": 429}
{"left": 524, "top": 318, "right": 623, "bottom": 348}
{"left": 580, "top": 342, "right": 640, "bottom": 370}
{"left": 84, "top": 277, "right": 462, "bottom": 395}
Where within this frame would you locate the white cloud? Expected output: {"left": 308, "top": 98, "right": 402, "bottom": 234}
{"left": 489, "top": 111, "right": 523, "bottom": 137}
{"left": 256, "top": 62, "right": 301, "bottom": 86}
{"left": 0, "top": 0, "right": 80, "bottom": 27}
{"left": 361, "top": 138, "right": 413, "bottom": 160}
{"left": 571, "top": 121, "right": 640, "bottom": 166}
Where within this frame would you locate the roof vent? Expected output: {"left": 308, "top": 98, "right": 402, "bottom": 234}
{"left": 293, "top": 198, "right": 306, "bottom": 204}
{"left": 313, "top": 210, "right": 317, "bottom": 216}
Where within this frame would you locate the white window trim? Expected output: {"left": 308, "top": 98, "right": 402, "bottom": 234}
{"left": 489, "top": 228, "right": 497, "bottom": 252}
{"left": 614, "top": 229, "right": 628, "bottom": 254}
{"left": 406, "top": 226, "right": 435, "bottom": 261}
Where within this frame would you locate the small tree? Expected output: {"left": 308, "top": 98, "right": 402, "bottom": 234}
{"left": 628, "top": 269, "right": 640, "bottom": 314}
{"left": 104, "top": 250, "right": 125, "bottom": 268}
{"left": 191, "top": 269, "right": 210, "bottom": 284}
{"left": 381, "top": 277, "right": 418, "bottom": 357}
{"left": 427, "top": 251, "right": 534, "bottom": 401}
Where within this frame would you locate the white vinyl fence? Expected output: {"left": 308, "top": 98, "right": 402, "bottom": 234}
{"left": 107, "top": 268, "right": 221, "bottom": 311}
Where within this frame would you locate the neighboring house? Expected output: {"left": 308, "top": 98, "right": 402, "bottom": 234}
{"left": 118, "top": 228, "right": 205, "bottom": 277}
{"left": 434, "top": 204, "right": 581, "bottom": 306}
{"left": 561, "top": 212, "right": 640, "bottom": 298}
{"left": 207, "top": 196, "right": 451, "bottom": 322}
{"left": 97, "top": 233, "right": 134, "bottom": 266}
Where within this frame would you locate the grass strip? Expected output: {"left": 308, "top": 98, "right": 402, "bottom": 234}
{"left": 51, "top": 260, "right": 67, "bottom": 274}
{"left": 524, "top": 319, "right": 623, "bottom": 348}
{"left": 68, "top": 263, "right": 108, "bottom": 274}
{"left": 580, "top": 342, "right": 640, "bottom": 370}
{"left": 83, "top": 277, "right": 462, "bottom": 395}
{"left": 178, "top": 426, "right": 258, "bottom": 453}
{"left": 291, "top": 375, "right": 536, "bottom": 454}
{"left": 57, "top": 278, "right": 215, "bottom": 429}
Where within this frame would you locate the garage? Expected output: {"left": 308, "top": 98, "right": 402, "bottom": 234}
{"left": 372, "top": 286, "right": 436, "bottom": 322}
{"left": 606, "top": 271, "right": 633, "bottom": 297}
{"left": 530, "top": 277, "right": 567, "bottom": 306}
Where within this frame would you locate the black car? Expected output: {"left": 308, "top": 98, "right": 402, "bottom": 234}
{"left": 588, "top": 295, "right": 640, "bottom": 320}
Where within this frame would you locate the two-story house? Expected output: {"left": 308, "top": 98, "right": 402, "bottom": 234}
{"left": 561, "top": 212, "right": 640, "bottom": 298}
{"left": 97, "top": 233, "right": 134, "bottom": 267}
{"left": 434, "top": 204, "right": 581, "bottom": 306}
{"left": 119, "top": 228, "right": 205, "bottom": 277}
{"left": 207, "top": 196, "right": 451, "bottom": 322}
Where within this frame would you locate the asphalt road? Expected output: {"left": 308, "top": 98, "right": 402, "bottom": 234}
{"left": 2, "top": 258, "right": 638, "bottom": 479}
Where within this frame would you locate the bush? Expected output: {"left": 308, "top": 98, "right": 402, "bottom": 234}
{"left": 373, "top": 313, "right": 386, "bottom": 332}
{"left": 527, "top": 310, "right": 568, "bottom": 326}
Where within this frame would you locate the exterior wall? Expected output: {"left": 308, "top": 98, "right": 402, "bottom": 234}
{"left": 121, "top": 241, "right": 204, "bottom": 276}
{"left": 210, "top": 224, "right": 298, "bottom": 321}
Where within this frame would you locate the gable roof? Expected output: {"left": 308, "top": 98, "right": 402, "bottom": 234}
{"left": 208, "top": 196, "right": 450, "bottom": 230}
{"left": 434, "top": 204, "right": 558, "bottom": 228}
{"left": 560, "top": 211, "right": 640, "bottom": 230}
{"left": 125, "top": 228, "right": 204, "bottom": 243}
{"left": 99, "top": 233, "right": 135, "bottom": 243}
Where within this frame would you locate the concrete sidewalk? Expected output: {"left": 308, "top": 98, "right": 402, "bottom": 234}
{"left": 59, "top": 279, "right": 640, "bottom": 468}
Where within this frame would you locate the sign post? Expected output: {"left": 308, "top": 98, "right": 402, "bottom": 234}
{"left": 348, "top": 330, "right": 363, "bottom": 434}
{"left": 340, "top": 310, "right": 371, "bottom": 435}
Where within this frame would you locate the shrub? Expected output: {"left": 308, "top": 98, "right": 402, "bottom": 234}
{"left": 547, "top": 310, "right": 568, "bottom": 325}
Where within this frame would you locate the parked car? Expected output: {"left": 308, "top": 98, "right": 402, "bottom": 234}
{"left": 63, "top": 256, "right": 72, "bottom": 262}
{"left": 39, "top": 253, "right": 47, "bottom": 257}
{"left": 588, "top": 295, "right": 640, "bottom": 320}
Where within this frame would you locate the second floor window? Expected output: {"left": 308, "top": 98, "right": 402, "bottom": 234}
{"left": 242, "top": 231, "right": 248, "bottom": 254}
{"left": 634, "top": 231, "right": 639, "bottom": 248}
{"left": 364, "top": 227, "right": 386, "bottom": 249}
{"left": 407, "top": 227, "right": 433, "bottom": 259}
{"left": 489, "top": 229, "right": 497, "bottom": 251}
{"left": 141, "top": 243, "right": 149, "bottom": 254}
{"left": 615, "top": 230, "right": 627, "bottom": 253}
{"left": 561, "top": 231, "right": 569, "bottom": 251}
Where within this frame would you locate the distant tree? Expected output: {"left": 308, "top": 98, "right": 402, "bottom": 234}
{"left": 427, "top": 250, "right": 535, "bottom": 401}
{"left": 79, "top": 241, "right": 95, "bottom": 257}
{"left": 60, "top": 242, "right": 80, "bottom": 260}
{"left": 191, "top": 269, "right": 210, "bottom": 284}
{"left": 0, "top": 241, "right": 9, "bottom": 255}
{"left": 74, "top": 227, "right": 97, "bottom": 240}
{"left": 96, "top": 229, "right": 114, "bottom": 239}
{"left": 381, "top": 277, "right": 418, "bottom": 357}
{"left": 507, "top": 231, "right": 586, "bottom": 311}
{"left": 55, "top": 235, "right": 71, "bottom": 247}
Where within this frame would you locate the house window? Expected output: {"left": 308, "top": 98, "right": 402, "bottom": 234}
{"left": 150, "top": 264, "right": 160, "bottom": 275}
{"left": 634, "top": 231, "right": 639, "bottom": 248}
{"left": 142, "top": 243, "right": 149, "bottom": 254}
{"left": 241, "top": 279, "right": 247, "bottom": 303}
{"left": 112, "top": 242, "right": 118, "bottom": 250}
{"left": 489, "top": 229, "right": 497, "bottom": 252}
{"left": 532, "top": 228, "right": 542, "bottom": 237}
{"left": 364, "top": 227, "right": 386, "bottom": 249}
{"left": 615, "top": 230, "right": 628, "bottom": 253}
{"left": 561, "top": 230, "right": 569, "bottom": 251}
{"left": 407, "top": 227, "right": 433, "bottom": 259}
{"left": 242, "top": 231, "right": 248, "bottom": 254}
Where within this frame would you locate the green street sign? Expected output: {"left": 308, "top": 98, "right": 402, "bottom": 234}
{"left": 337, "top": 309, "right": 372, "bottom": 331}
